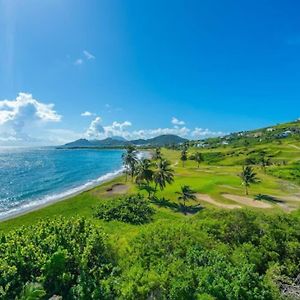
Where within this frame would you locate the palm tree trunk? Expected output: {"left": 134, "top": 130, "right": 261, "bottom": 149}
{"left": 245, "top": 185, "right": 249, "bottom": 195}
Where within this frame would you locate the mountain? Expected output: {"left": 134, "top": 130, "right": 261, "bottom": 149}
{"left": 131, "top": 134, "right": 187, "bottom": 146}
{"left": 63, "top": 134, "right": 188, "bottom": 148}
{"left": 111, "top": 136, "right": 127, "bottom": 141}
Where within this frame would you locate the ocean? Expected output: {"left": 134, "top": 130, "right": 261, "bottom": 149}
{"left": 0, "top": 147, "right": 124, "bottom": 219}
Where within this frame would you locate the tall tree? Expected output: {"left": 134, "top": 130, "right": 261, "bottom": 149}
{"left": 153, "top": 159, "right": 174, "bottom": 192}
{"left": 135, "top": 158, "right": 154, "bottom": 185}
{"left": 122, "top": 146, "right": 138, "bottom": 181}
{"left": 193, "top": 152, "right": 204, "bottom": 168}
{"left": 239, "top": 166, "right": 260, "bottom": 195}
{"left": 259, "top": 153, "right": 271, "bottom": 173}
{"left": 176, "top": 185, "right": 197, "bottom": 215}
{"left": 153, "top": 148, "right": 162, "bottom": 161}
{"left": 180, "top": 149, "right": 188, "bottom": 167}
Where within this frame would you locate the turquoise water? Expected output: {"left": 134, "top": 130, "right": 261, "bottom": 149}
{"left": 0, "top": 148, "right": 124, "bottom": 219}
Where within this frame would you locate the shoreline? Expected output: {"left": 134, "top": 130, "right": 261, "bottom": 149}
{"left": 0, "top": 150, "right": 150, "bottom": 223}
{"left": 0, "top": 168, "right": 124, "bottom": 222}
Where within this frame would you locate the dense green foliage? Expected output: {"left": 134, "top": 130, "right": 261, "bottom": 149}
{"left": 117, "top": 210, "right": 300, "bottom": 299}
{"left": 1, "top": 206, "right": 300, "bottom": 299}
{"left": 94, "top": 194, "right": 155, "bottom": 224}
{"left": 0, "top": 218, "right": 115, "bottom": 299}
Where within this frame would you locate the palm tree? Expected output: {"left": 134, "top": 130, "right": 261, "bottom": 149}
{"left": 259, "top": 153, "right": 271, "bottom": 173}
{"left": 153, "top": 159, "right": 174, "bottom": 192}
{"left": 176, "top": 185, "right": 196, "bottom": 215}
{"left": 122, "top": 146, "right": 138, "bottom": 181}
{"left": 153, "top": 147, "right": 162, "bottom": 161}
{"left": 135, "top": 158, "right": 153, "bottom": 185}
{"left": 239, "top": 166, "right": 260, "bottom": 195}
{"left": 194, "top": 152, "right": 204, "bottom": 168}
{"left": 180, "top": 149, "right": 188, "bottom": 167}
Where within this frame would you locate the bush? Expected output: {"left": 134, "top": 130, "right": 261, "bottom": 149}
{"left": 0, "top": 218, "right": 115, "bottom": 299}
{"left": 94, "top": 194, "right": 155, "bottom": 224}
{"left": 118, "top": 222, "right": 274, "bottom": 299}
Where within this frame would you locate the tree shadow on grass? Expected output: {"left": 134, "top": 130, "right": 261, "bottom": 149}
{"left": 150, "top": 196, "right": 179, "bottom": 211}
{"left": 254, "top": 194, "right": 284, "bottom": 204}
{"left": 150, "top": 196, "right": 204, "bottom": 215}
{"left": 179, "top": 204, "right": 204, "bottom": 215}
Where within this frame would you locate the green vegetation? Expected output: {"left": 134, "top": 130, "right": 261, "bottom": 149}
{"left": 0, "top": 218, "right": 115, "bottom": 299}
{"left": 1, "top": 210, "right": 300, "bottom": 299}
{"left": 1, "top": 120, "right": 300, "bottom": 299}
{"left": 94, "top": 194, "right": 155, "bottom": 224}
{"left": 176, "top": 185, "right": 197, "bottom": 214}
{"left": 239, "top": 165, "right": 260, "bottom": 195}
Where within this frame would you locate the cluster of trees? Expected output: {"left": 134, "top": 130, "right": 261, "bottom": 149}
{"left": 2, "top": 210, "right": 299, "bottom": 299}
{"left": 245, "top": 150, "right": 273, "bottom": 173}
{"left": 180, "top": 145, "right": 204, "bottom": 168}
{"left": 122, "top": 147, "right": 198, "bottom": 213}
{"left": 122, "top": 147, "right": 174, "bottom": 198}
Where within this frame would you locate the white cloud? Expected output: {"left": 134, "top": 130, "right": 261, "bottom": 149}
{"left": 85, "top": 117, "right": 132, "bottom": 139}
{"left": 83, "top": 50, "right": 95, "bottom": 60}
{"left": 84, "top": 116, "right": 226, "bottom": 141}
{"left": 0, "top": 92, "right": 61, "bottom": 125}
{"left": 171, "top": 117, "right": 185, "bottom": 126}
{"left": 74, "top": 58, "right": 83, "bottom": 65}
{"left": 191, "top": 127, "right": 225, "bottom": 138}
{"left": 81, "top": 111, "right": 94, "bottom": 117}
{"left": 0, "top": 93, "right": 62, "bottom": 145}
{"left": 85, "top": 117, "right": 104, "bottom": 139}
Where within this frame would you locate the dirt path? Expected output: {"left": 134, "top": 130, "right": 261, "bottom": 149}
{"left": 222, "top": 194, "right": 272, "bottom": 208}
{"left": 196, "top": 194, "right": 241, "bottom": 209}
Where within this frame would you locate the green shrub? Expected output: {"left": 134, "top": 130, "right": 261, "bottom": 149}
{"left": 0, "top": 218, "right": 115, "bottom": 299}
{"left": 94, "top": 194, "right": 155, "bottom": 224}
{"left": 118, "top": 222, "right": 274, "bottom": 299}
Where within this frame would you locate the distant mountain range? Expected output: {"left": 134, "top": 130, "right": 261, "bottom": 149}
{"left": 62, "top": 134, "right": 188, "bottom": 148}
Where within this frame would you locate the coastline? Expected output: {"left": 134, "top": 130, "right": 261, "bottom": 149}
{"left": 0, "top": 150, "right": 150, "bottom": 222}
{"left": 0, "top": 168, "right": 125, "bottom": 222}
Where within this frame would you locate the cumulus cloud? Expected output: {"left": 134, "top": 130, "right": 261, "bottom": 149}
{"left": 81, "top": 111, "right": 94, "bottom": 117}
{"left": 171, "top": 117, "right": 185, "bottom": 126}
{"left": 0, "top": 92, "right": 61, "bottom": 124}
{"left": 0, "top": 93, "right": 61, "bottom": 144}
{"left": 85, "top": 117, "right": 132, "bottom": 139}
{"left": 85, "top": 117, "right": 104, "bottom": 139}
{"left": 83, "top": 50, "right": 95, "bottom": 60}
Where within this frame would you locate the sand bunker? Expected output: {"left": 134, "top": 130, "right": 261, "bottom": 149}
{"left": 196, "top": 194, "right": 241, "bottom": 209}
{"left": 222, "top": 194, "right": 272, "bottom": 208}
{"left": 106, "top": 183, "right": 129, "bottom": 195}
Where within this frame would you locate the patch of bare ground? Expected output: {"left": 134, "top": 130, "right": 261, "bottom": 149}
{"left": 105, "top": 183, "right": 129, "bottom": 195}
{"left": 222, "top": 194, "right": 272, "bottom": 208}
{"left": 196, "top": 194, "right": 241, "bottom": 209}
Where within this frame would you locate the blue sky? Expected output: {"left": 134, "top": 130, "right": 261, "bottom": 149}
{"left": 0, "top": 0, "right": 299, "bottom": 145}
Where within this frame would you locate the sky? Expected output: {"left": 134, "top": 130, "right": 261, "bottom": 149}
{"left": 0, "top": 0, "right": 300, "bottom": 145}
